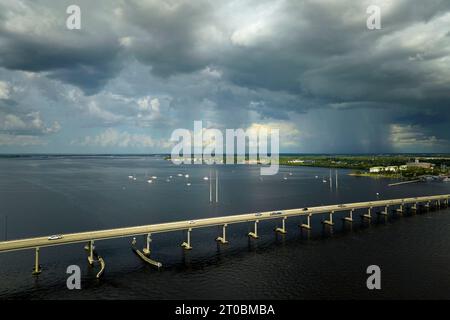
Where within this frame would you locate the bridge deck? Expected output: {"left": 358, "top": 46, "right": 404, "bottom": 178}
{"left": 0, "top": 194, "right": 449, "bottom": 253}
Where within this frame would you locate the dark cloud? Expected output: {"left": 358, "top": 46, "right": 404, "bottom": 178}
{"left": 122, "top": 0, "right": 217, "bottom": 77}
{"left": 0, "top": 0, "right": 449, "bottom": 152}
{"left": 0, "top": 0, "right": 123, "bottom": 94}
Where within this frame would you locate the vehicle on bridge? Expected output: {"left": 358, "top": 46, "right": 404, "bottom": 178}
{"left": 48, "top": 235, "right": 63, "bottom": 241}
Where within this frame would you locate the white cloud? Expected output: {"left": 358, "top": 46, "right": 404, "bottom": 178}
{"left": 77, "top": 128, "right": 169, "bottom": 148}
{"left": 0, "top": 114, "right": 27, "bottom": 130}
{"left": 137, "top": 96, "right": 160, "bottom": 112}
{"left": 86, "top": 101, "right": 123, "bottom": 124}
{"left": 389, "top": 123, "right": 447, "bottom": 148}
{"left": 119, "top": 36, "right": 133, "bottom": 47}
{"left": 200, "top": 67, "right": 222, "bottom": 79}
{"left": 0, "top": 81, "right": 10, "bottom": 99}
{"left": 0, "top": 133, "right": 45, "bottom": 146}
{"left": 247, "top": 121, "right": 301, "bottom": 148}
{"left": 0, "top": 111, "right": 61, "bottom": 134}
{"left": 229, "top": 1, "right": 281, "bottom": 47}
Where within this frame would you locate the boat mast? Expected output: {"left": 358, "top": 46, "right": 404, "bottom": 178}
{"left": 209, "top": 169, "right": 212, "bottom": 203}
{"left": 215, "top": 169, "right": 219, "bottom": 203}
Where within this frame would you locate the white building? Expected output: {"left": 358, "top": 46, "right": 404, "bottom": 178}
{"left": 406, "top": 159, "right": 434, "bottom": 169}
{"left": 370, "top": 167, "right": 385, "bottom": 173}
{"left": 288, "top": 159, "right": 304, "bottom": 163}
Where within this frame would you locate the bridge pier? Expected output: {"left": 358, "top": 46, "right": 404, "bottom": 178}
{"left": 301, "top": 214, "right": 312, "bottom": 230}
{"left": 275, "top": 217, "right": 287, "bottom": 234}
{"left": 132, "top": 236, "right": 162, "bottom": 268}
{"left": 362, "top": 207, "right": 372, "bottom": 220}
{"left": 96, "top": 256, "right": 105, "bottom": 278}
{"left": 396, "top": 204, "right": 404, "bottom": 215}
{"left": 248, "top": 220, "right": 259, "bottom": 239}
{"left": 424, "top": 201, "right": 431, "bottom": 209}
{"left": 377, "top": 205, "right": 389, "bottom": 216}
{"left": 216, "top": 224, "right": 229, "bottom": 244}
{"left": 322, "top": 211, "right": 334, "bottom": 226}
{"left": 87, "top": 240, "right": 95, "bottom": 265}
{"left": 411, "top": 203, "right": 418, "bottom": 211}
{"left": 143, "top": 233, "right": 152, "bottom": 255}
{"left": 181, "top": 228, "right": 193, "bottom": 250}
{"left": 343, "top": 209, "right": 354, "bottom": 223}
{"left": 32, "top": 247, "right": 42, "bottom": 276}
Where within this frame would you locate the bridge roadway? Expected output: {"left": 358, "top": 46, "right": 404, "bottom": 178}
{"left": 1, "top": 194, "right": 449, "bottom": 253}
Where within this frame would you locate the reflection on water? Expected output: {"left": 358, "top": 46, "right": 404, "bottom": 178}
{"left": 0, "top": 156, "right": 450, "bottom": 299}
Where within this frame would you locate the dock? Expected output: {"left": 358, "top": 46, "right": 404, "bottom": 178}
{"left": 388, "top": 180, "right": 421, "bottom": 187}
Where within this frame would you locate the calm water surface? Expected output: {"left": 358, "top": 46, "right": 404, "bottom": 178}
{"left": 0, "top": 156, "right": 450, "bottom": 299}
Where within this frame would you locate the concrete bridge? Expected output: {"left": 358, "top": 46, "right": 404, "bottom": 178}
{"left": 0, "top": 194, "right": 449, "bottom": 276}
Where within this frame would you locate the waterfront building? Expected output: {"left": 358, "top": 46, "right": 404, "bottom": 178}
{"left": 385, "top": 166, "right": 399, "bottom": 172}
{"left": 406, "top": 159, "right": 435, "bottom": 169}
{"left": 370, "top": 166, "right": 385, "bottom": 173}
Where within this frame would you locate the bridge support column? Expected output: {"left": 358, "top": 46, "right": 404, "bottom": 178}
{"left": 181, "top": 228, "right": 193, "bottom": 250}
{"left": 396, "top": 204, "right": 404, "bottom": 215}
{"left": 377, "top": 206, "right": 389, "bottom": 216}
{"left": 363, "top": 207, "right": 372, "bottom": 220}
{"left": 87, "top": 240, "right": 95, "bottom": 265}
{"left": 275, "top": 217, "right": 287, "bottom": 234}
{"left": 32, "top": 247, "right": 42, "bottom": 276}
{"left": 437, "top": 199, "right": 441, "bottom": 208}
{"left": 322, "top": 211, "right": 334, "bottom": 226}
{"left": 96, "top": 257, "right": 106, "bottom": 278}
{"left": 301, "top": 215, "right": 312, "bottom": 230}
{"left": 132, "top": 236, "right": 162, "bottom": 268}
{"left": 248, "top": 220, "right": 259, "bottom": 239}
{"left": 143, "top": 233, "right": 152, "bottom": 255}
{"left": 344, "top": 209, "right": 354, "bottom": 223}
{"left": 216, "top": 224, "right": 229, "bottom": 244}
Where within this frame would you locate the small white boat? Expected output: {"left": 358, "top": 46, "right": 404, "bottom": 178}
{"left": 186, "top": 183, "right": 191, "bottom": 186}
{"left": 147, "top": 180, "right": 153, "bottom": 184}
{"left": 151, "top": 176, "right": 157, "bottom": 179}
{"left": 177, "top": 174, "right": 183, "bottom": 177}
{"left": 443, "top": 177, "right": 450, "bottom": 182}
{"left": 128, "top": 175, "right": 134, "bottom": 179}
{"left": 203, "top": 176, "right": 209, "bottom": 181}
{"left": 185, "top": 174, "right": 189, "bottom": 178}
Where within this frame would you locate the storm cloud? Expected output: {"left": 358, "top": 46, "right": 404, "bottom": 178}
{"left": 0, "top": 0, "right": 449, "bottom": 153}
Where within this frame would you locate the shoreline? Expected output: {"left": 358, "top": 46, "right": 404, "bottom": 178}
{"left": 348, "top": 172, "right": 403, "bottom": 179}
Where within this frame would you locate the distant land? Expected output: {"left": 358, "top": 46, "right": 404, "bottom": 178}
{"left": 2, "top": 153, "right": 450, "bottom": 180}
{"left": 280, "top": 154, "right": 450, "bottom": 180}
